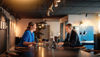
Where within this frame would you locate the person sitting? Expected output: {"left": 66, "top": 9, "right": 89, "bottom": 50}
{"left": 58, "top": 23, "right": 80, "bottom": 47}
{"left": 18, "top": 22, "right": 37, "bottom": 47}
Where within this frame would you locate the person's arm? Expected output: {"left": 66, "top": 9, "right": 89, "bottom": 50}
{"left": 58, "top": 42, "right": 64, "bottom": 45}
{"left": 23, "top": 42, "right": 36, "bottom": 46}
{"left": 58, "top": 34, "right": 69, "bottom": 46}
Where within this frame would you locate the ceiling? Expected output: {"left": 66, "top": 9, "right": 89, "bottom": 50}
{"left": 1, "top": 0, "right": 53, "bottom": 18}
{"left": 1, "top": 0, "right": 100, "bottom": 18}
{"left": 53, "top": 0, "right": 100, "bottom": 15}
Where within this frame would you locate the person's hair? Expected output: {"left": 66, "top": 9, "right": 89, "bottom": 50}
{"left": 66, "top": 23, "right": 72, "bottom": 29}
{"left": 26, "top": 22, "right": 35, "bottom": 31}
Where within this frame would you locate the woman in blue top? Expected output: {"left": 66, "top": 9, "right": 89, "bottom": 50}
{"left": 18, "top": 22, "right": 37, "bottom": 47}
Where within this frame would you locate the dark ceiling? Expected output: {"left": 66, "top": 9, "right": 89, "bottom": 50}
{"left": 1, "top": 0, "right": 54, "bottom": 18}
{"left": 1, "top": 0, "right": 100, "bottom": 18}
{"left": 53, "top": 0, "right": 100, "bottom": 15}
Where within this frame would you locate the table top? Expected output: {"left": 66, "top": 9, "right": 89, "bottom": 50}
{"left": 19, "top": 47, "right": 97, "bottom": 57}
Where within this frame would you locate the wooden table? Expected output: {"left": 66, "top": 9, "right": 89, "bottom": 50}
{"left": 18, "top": 47, "right": 97, "bottom": 57}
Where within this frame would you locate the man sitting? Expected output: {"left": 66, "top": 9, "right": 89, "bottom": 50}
{"left": 58, "top": 23, "right": 80, "bottom": 47}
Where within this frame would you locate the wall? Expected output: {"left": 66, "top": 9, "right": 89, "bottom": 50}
{"left": 16, "top": 18, "right": 60, "bottom": 39}
{"left": 9, "top": 19, "right": 16, "bottom": 51}
{"left": 0, "top": 9, "right": 16, "bottom": 51}
{"left": 68, "top": 14, "right": 98, "bottom": 34}
{"left": 16, "top": 19, "right": 43, "bottom": 37}
{"left": 0, "top": 30, "right": 7, "bottom": 53}
{"left": 60, "top": 16, "right": 68, "bottom": 40}
{"left": 47, "top": 20, "right": 60, "bottom": 38}
{"left": 0, "top": 16, "right": 7, "bottom": 53}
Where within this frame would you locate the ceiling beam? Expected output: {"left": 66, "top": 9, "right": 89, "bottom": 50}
{"left": 52, "top": 0, "right": 100, "bottom": 14}
{"left": 53, "top": 7, "right": 100, "bottom": 14}
{"left": 64, "top": 0, "right": 100, "bottom": 2}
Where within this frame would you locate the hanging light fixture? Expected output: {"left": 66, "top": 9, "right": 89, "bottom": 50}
{"left": 47, "top": 0, "right": 61, "bottom": 16}
{"left": 54, "top": 0, "right": 61, "bottom": 7}
{"left": 56, "top": 0, "right": 61, "bottom": 3}
{"left": 54, "top": 2, "right": 58, "bottom": 7}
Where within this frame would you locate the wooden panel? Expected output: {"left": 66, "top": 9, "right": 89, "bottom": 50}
{"left": 0, "top": 30, "right": 7, "bottom": 54}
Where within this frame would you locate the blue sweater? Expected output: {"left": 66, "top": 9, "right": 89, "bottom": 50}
{"left": 18, "top": 30, "right": 35, "bottom": 47}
